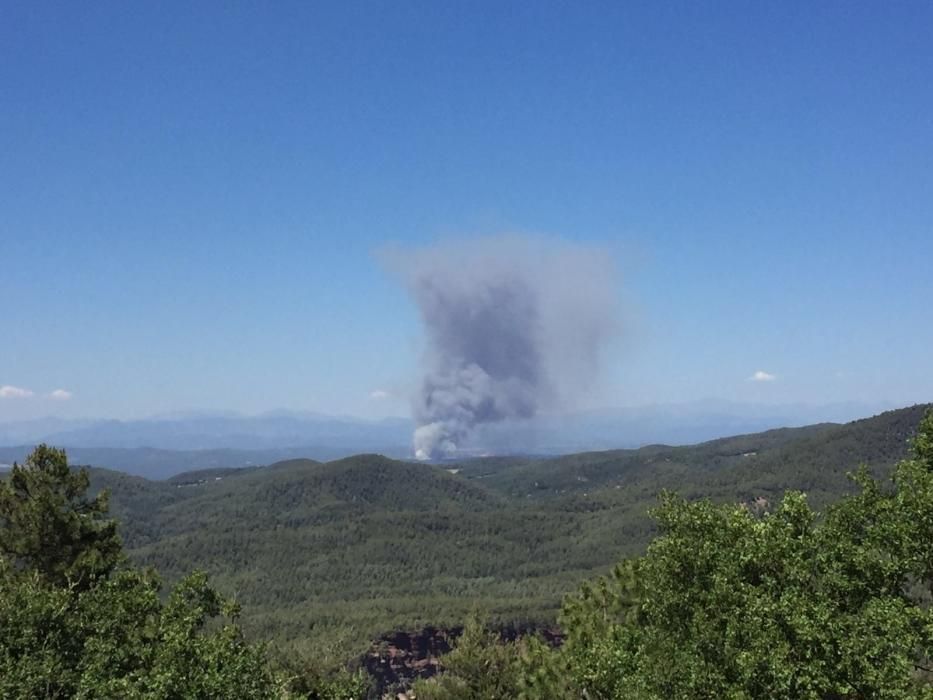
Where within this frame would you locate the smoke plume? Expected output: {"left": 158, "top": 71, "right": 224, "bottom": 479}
{"left": 387, "top": 235, "right": 618, "bottom": 460}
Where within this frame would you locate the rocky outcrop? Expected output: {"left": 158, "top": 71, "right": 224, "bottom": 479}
{"left": 364, "top": 627, "right": 455, "bottom": 693}
{"left": 363, "top": 624, "right": 564, "bottom": 696}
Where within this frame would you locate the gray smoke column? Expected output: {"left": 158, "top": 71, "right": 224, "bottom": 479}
{"left": 386, "top": 235, "right": 619, "bottom": 460}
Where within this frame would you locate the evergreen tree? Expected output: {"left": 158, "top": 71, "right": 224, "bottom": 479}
{"left": 0, "top": 444, "right": 121, "bottom": 587}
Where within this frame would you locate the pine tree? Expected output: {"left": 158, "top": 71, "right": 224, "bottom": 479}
{"left": 0, "top": 444, "right": 121, "bottom": 587}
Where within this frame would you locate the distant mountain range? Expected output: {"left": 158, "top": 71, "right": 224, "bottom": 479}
{"left": 0, "top": 400, "right": 898, "bottom": 479}
{"left": 0, "top": 411, "right": 412, "bottom": 451}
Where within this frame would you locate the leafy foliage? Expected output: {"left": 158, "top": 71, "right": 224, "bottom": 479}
{"left": 561, "top": 490, "right": 932, "bottom": 698}
{"left": 0, "top": 566, "right": 279, "bottom": 698}
{"left": 411, "top": 616, "right": 526, "bottom": 699}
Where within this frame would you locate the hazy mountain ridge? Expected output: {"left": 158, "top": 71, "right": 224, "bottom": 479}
{"left": 0, "top": 412, "right": 413, "bottom": 451}
{"left": 0, "top": 400, "right": 893, "bottom": 478}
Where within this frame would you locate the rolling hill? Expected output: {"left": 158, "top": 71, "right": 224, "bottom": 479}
{"left": 84, "top": 404, "right": 929, "bottom": 658}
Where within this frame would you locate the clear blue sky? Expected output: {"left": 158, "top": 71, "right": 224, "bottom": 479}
{"left": 2, "top": 1, "right": 931, "bottom": 421}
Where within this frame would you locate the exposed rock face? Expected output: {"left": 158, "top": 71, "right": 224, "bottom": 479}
{"left": 364, "top": 627, "right": 455, "bottom": 693}
{"left": 363, "top": 624, "right": 564, "bottom": 696}
{"left": 740, "top": 495, "right": 771, "bottom": 516}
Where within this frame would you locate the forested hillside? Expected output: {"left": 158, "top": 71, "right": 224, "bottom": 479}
{"left": 416, "top": 407, "right": 933, "bottom": 699}
{"left": 86, "top": 405, "right": 929, "bottom": 659}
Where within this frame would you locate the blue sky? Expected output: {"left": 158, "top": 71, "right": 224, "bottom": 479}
{"left": 2, "top": 1, "right": 931, "bottom": 421}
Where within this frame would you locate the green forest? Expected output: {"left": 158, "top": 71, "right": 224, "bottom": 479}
{"left": 2, "top": 404, "right": 932, "bottom": 698}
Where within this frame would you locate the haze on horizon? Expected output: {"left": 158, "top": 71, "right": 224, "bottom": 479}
{"left": 2, "top": 2, "right": 932, "bottom": 427}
